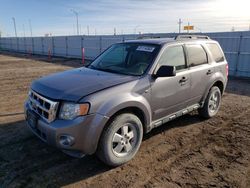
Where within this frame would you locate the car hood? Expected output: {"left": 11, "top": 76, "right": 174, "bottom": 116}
{"left": 31, "top": 67, "right": 137, "bottom": 102}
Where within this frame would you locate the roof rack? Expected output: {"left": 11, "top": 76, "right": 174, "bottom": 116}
{"left": 136, "top": 36, "right": 161, "bottom": 39}
{"left": 175, "top": 35, "right": 210, "bottom": 40}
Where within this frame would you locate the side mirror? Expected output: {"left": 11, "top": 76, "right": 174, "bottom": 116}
{"left": 154, "top": 65, "right": 176, "bottom": 78}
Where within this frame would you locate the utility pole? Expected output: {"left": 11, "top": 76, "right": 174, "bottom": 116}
{"left": 187, "top": 22, "right": 190, "bottom": 33}
{"left": 71, "top": 9, "right": 79, "bottom": 35}
{"left": 29, "top": 19, "right": 33, "bottom": 37}
{"left": 114, "top": 27, "right": 116, "bottom": 36}
{"left": 178, "top": 18, "right": 183, "bottom": 33}
{"left": 12, "top": 17, "right": 17, "bottom": 37}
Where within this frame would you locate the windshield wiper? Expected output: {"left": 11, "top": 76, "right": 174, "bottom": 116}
{"left": 88, "top": 65, "right": 128, "bottom": 75}
{"left": 88, "top": 65, "right": 140, "bottom": 76}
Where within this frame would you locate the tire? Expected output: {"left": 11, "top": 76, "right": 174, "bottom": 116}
{"left": 198, "top": 86, "right": 222, "bottom": 118}
{"left": 97, "top": 113, "right": 143, "bottom": 167}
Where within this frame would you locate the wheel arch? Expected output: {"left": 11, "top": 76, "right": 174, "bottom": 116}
{"left": 212, "top": 80, "right": 224, "bottom": 95}
{"left": 201, "top": 79, "right": 225, "bottom": 105}
{"left": 102, "top": 106, "right": 149, "bottom": 135}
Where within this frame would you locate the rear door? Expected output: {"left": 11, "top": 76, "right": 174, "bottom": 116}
{"left": 150, "top": 44, "right": 191, "bottom": 121}
{"left": 185, "top": 43, "right": 215, "bottom": 106}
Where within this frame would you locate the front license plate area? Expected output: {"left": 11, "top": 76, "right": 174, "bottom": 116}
{"left": 27, "top": 110, "right": 38, "bottom": 129}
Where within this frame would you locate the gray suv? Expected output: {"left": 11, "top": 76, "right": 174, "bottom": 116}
{"left": 24, "top": 35, "right": 228, "bottom": 166}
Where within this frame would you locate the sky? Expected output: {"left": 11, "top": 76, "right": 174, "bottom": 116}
{"left": 0, "top": 0, "right": 250, "bottom": 37}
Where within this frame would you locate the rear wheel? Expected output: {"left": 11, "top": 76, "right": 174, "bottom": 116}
{"left": 198, "top": 86, "right": 221, "bottom": 118}
{"left": 97, "top": 113, "right": 143, "bottom": 166}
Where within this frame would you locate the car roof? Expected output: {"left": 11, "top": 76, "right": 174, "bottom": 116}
{"left": 125, "top": 38, "right": 175, "bottom": 45}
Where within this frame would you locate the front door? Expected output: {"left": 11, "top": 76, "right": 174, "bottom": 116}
{"left": 150, "top": 45, "right": 191, "bottom": 121}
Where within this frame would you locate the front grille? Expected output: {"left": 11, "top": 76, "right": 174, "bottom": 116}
{"left": 29, "top": 90, "right": 59, "bottom": 123}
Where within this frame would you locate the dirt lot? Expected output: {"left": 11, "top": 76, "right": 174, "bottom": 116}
{"left": 0, "top": 52, "right": 250, "bottom": 188}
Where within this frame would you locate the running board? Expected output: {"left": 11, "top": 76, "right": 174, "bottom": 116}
{"left": 152, "top": 104, "right": 200, "bottom": 129}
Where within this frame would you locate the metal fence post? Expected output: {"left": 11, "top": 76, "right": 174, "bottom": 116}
{"left": 10, "top": 38, "right": 12, "bottom": 50}
{"left": 66, "top": 36, "right": 68, "bottom": 57}
{"left": 42, "top": 37, "right": 44, "bottom": 55}
{"left": 81, "top": 36, "right": 84, "bottom": 49}
{"left": 52, "top": 37, "right": 55, "bottom": 56}
{"left": 235, "top": 33, "right": 243, "bottom": 76}
{"left": 17, "top": 37, "right": 19, "bottom": 52}
{"left": 81, "top": 36, "right": 84, "bottom": 58}
{"left": 99, "top": 36, "right": 102, "bottom": 53}
{"left": 32, "top": 37, "right": 34, "bottom": 54}
{"left": 24, "top": 37, "right": 27, "bottom": 53}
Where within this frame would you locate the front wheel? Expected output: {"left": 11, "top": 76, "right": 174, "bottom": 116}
{"left": 198, "top": 86, "right": 222, "bottom": 118}
{"left": 97, "top": 113, "right": 143, "bottom": 167}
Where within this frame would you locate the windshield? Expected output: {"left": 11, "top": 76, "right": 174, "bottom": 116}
{"left": 88, "top": 43, "right": 160, "bottom": 76}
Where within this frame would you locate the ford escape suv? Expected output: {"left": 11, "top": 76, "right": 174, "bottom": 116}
{"left": 24, "top": 35, "right": 228, "bottom": 166}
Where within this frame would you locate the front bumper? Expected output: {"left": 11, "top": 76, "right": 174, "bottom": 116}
{"left": 24, "top": 101, "right": 109, "bottom": 157}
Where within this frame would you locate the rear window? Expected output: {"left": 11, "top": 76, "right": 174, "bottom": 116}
{"left": 186, "top": 44, "right": 208, "bottom": 67}
{"left": 207, "top": 43, "right": 225, "bottom": 63}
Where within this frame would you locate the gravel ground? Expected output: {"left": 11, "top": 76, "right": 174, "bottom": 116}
{"left": 0, "top": 52, "right": 249, "bottom": 188}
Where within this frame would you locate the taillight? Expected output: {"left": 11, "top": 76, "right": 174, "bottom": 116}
{"left": 226, "top": 64, "right": 229, "bottom": 77}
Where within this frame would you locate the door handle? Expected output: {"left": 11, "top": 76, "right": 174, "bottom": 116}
{"left": 206, "top": 69, "right": 213, "bottom": 75}
{"left": 179, "top": 77, "right": 188, "bottom": 83}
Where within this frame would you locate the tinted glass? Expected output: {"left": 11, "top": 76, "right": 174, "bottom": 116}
{"left": 89, "top": 43, "right": 159, "bottom": 76}
{"left": 207, "top": 43, "right": 224, "bottom": 63}
{"left": 186, "top": 44, "right": 207, "bottom": 66}
{"left": 158, "top": 45, "right": 186, "bottom": 70}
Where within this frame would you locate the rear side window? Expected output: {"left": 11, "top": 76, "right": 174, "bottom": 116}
{"left": 158, "top": 45, "right": 186, "bottom": 70}
{"left": 207, "top": 43, "right": 225, "bottom": 63}
{"left": 186, "top": 44, "right": 207, "bottom": 67}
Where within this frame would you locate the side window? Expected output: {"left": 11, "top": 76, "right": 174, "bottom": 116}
{"left": 206, "top": 43, "right": 225, "bottom": 63}
{"left": 158, "top": 45, "right": 186, "bottom": 70}
{"left": 186, "top": 44, "right": 208, "bottom": 67}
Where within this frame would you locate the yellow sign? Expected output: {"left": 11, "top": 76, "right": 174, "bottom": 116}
{"left": 184, "top": 25, "right": 194, "bottom": 30}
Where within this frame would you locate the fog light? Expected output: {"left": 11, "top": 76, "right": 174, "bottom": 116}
{"left": 59, "top": 135, "right": 75, "bottom": 146}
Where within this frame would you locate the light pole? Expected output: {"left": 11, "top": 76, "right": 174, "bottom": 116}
{"left": 12, "top": 17, "right": 17, "bottom": 37}
{"left": 29, "top": 19, "right": 33, "bottom": 37}
{"left": 178, "top": 18, "right": 183, "bottom": 33}
{"left": 71, "top": 9, "right": 79, "bottom": 35}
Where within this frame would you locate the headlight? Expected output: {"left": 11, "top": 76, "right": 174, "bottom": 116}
{"left": 59, "top": 102, "right": 89, "bottom": 120}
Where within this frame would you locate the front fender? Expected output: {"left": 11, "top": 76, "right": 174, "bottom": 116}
{"left": 96, "top": 92, "right": 152, "bottom": 130}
